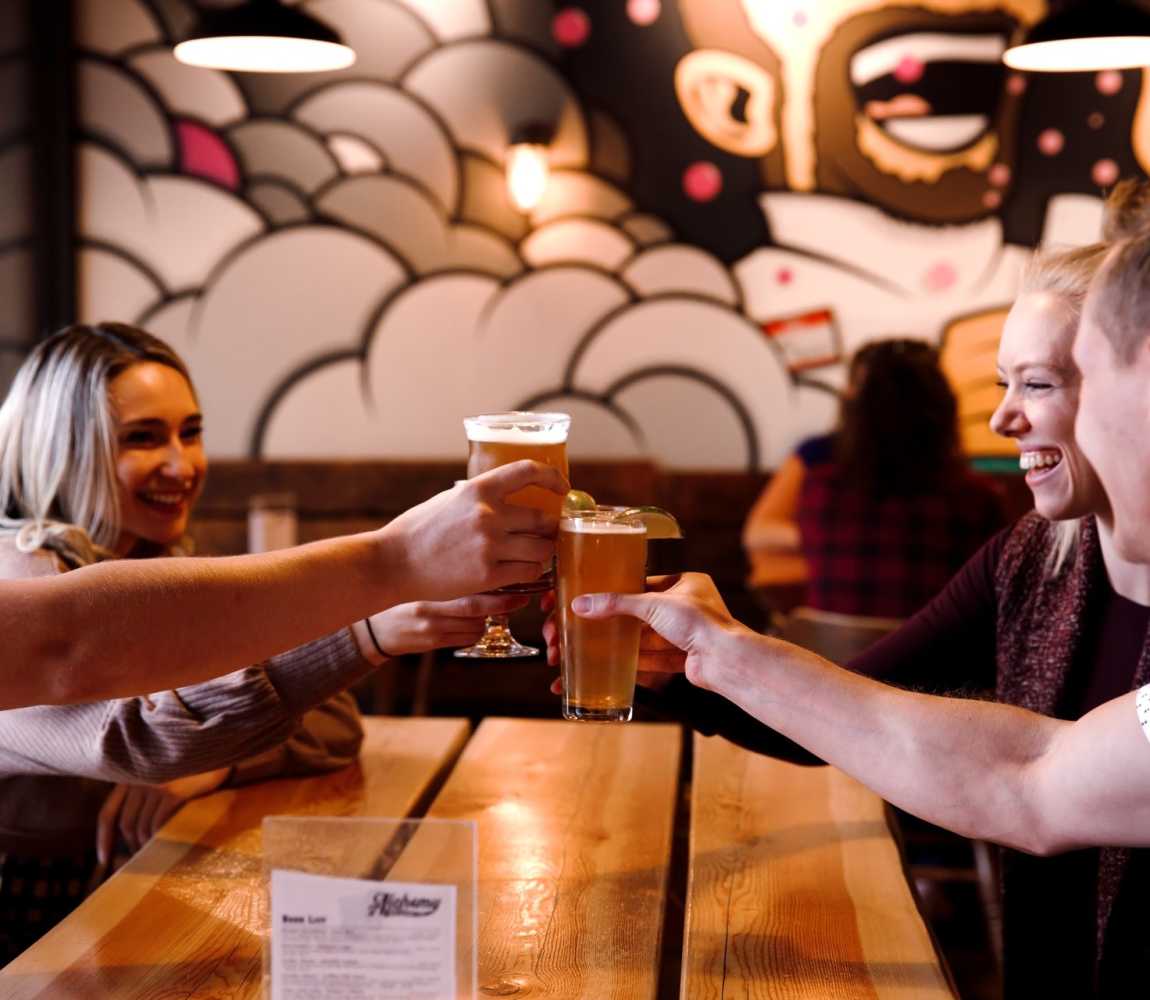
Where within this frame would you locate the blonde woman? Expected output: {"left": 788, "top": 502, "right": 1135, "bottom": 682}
{"left": 0, "top": 323, "right": 545, "bottom": 960}
{"left": 553, "top": 181, "right": 1150, "bottom": 997}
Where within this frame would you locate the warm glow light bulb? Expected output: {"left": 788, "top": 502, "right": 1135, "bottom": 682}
{"left": 506, "top": 143, "right": 550, "bottom": 212}
{"left": 174, "top": 36, "right": 355, "bottom": 73}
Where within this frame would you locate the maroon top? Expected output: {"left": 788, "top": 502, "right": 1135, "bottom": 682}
{"left": 796, "top": 450, "right": 1006, "bottom": 619}
{"left": 852, "top": 528, "right": 1147, "bottom": 712}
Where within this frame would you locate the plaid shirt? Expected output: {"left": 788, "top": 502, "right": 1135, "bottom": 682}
{"left": 797, "top": 463, "right": 1005, "bottom": 619}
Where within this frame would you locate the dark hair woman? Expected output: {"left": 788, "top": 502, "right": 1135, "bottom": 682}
{"left": 745, "top": 338, "right": 1004, "bottom": 619}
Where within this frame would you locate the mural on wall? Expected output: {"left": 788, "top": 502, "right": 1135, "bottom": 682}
{"left": 75, "top": 0, "right": 1148, "bottom": 468}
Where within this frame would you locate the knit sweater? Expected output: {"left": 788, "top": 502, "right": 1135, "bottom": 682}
{"left": 0, "top": 538, "right": 371, "bottom": 853}
{"left": 993, "top": 513, "right": 1150, "bottom": 997}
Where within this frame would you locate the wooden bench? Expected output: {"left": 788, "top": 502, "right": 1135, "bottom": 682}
{"left": 684, "top": 734, "right": 955, "bottom": 998}
{"left": 0, "top": 717, "right": 470, "bottom": 999}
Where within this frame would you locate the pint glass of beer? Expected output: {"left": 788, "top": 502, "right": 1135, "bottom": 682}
{"left": 454, "top": 411, "right": 571, "bottom": 659}
{"left": 464, "top": 412, "right": 570, "bottom": 526}
{"left": 557, "top": 508, "right": 647, "bottom": 722}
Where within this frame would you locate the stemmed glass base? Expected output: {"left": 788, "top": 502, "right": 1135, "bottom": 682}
{"left": 453, "top": 614, "right": 539, "bottom": 658}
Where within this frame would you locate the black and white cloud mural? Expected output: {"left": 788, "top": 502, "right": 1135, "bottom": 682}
{"left": 76, "top": 0, "right": 1144, "bottom": 468}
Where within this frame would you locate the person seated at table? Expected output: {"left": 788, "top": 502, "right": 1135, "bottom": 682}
{"left": 0, "top": 322, "right": 550, "bottom": 961}
{"left": 552, "top": 178, "right": 1150, "bottom": 997}
{"left": 742, "top": 339, "right": 1004, "bottom": 619}
{"left": 567, "top": 198, "right": 1150, "bottom": 1000}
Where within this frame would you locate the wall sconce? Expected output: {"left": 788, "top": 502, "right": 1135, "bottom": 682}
{"left": 1004, "top": 0, "right": 1150, "bottom": 72}
{"left": 506, "top": 123, "right": 554, "bottom": 213}
{"left": 174, "top": 0, "right": 356, "bottom": 73}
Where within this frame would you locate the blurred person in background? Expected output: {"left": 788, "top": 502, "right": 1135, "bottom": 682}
{"left": 744, "top": 338, "right": 1005, "bottom": 619}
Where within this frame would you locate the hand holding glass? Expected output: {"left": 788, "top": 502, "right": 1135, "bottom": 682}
{"left": 455, "top": 412, "right": 570, "bottom": 658}
{"left": 556, "top": 508, "right": 647, "bottom": 721}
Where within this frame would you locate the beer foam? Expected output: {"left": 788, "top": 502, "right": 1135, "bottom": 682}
{"left": 465, "top": 424, "right": 568, "bottom": 444}
{"left": 561, "top": 517, "right": 646, "bottom": 534}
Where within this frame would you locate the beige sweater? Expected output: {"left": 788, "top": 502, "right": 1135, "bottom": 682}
{"left": 0, "top": 539, "right": 370, "bottom": 852}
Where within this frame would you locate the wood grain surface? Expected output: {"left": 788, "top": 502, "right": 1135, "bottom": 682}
{"left": 402, "top": 718, "right": 682, "bottom": 1000}
{"left": 0, "top": 716, "right": 470, "bottom": 1000}
{"left": 682, "top": 734, "right": 954, "bottom": 1000}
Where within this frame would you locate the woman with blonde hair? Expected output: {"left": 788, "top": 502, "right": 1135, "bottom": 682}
{"left": 0, "top": 322, "right": 535, "bottom": 960}
{"left": 561, "top": 181, "right": 1150, "bottom": 996}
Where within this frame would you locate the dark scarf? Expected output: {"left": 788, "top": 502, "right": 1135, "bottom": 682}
{"left": 995, "top": 513, "right": 1150, "bottom": 998}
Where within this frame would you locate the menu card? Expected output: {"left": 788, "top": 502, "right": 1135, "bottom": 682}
{"left": 270, "top": 868, "right": 457, "bottom": 999}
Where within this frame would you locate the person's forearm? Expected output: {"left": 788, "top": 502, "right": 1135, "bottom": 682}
{"left": 4, "top": 531, "right": 405, "bottom": 708}
{"left": 741, "top": 519, "right": 800, "bottom": 553}
{"left": 705, "top": 628, "right": 1061, "bottom": 853}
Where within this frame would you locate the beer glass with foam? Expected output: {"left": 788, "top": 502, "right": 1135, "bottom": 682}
{"left": 557, "top": 507, "right": 647, "bottom": 721}
{"left": 454, "top": 412, "right": 571, "bottom": 658}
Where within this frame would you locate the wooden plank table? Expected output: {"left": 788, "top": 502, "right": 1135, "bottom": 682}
{"left": 684, "top": 734, "right": 955, "bottom": 999}
{"left": 0, "top": 717, "right": 470, "bottom": 1000}
{"left": 412, "top": 718, "right": 682, "bottom": 999}
{"left": 0, "top": 719, "right": 953, "bottom": 1000}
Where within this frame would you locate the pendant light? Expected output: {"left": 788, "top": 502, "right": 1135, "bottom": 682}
{"left": 174, "top": 0, "right": 355, "bottom": 73}
{"left": 1004, "top": 0, "right": 1150, "bottom": 72}
{"left": 506, "top": 123, "right": 554, "bottom": 213}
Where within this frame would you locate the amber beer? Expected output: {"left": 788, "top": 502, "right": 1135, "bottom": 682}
{"left": 557, "top": 509, "right": 647, "bottom": 722}
{"left": 464, "top": 413, "right": 570, "bottom": 519}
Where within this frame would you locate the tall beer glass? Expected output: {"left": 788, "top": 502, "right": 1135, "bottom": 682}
{"left": 557, "top": 508, "right": 647, "bottom": 721}
{"left": 454, "top": 411, "right": 571, "bottom": 659}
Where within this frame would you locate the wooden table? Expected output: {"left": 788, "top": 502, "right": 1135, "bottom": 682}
{"left": 0, "top": 717, "right": 953, "bottom": 999}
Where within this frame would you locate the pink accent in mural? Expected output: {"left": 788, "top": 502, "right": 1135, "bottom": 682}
{"left": 922, "top": 261, "right": 958, "bottom": 294}
{"left": 1037, "top": 128, "right": 1064, "bottom": 157}
{"left": 894, "top": 56, "right": 925, "bottom": 85}
{"left": 1093, "top": 159, "right": 1120, "bottom": 187}
{"left": 1096, "top": 70, "right": 1124, "bottom": 97}
{"left": 682, "top": 161, "right": 722, "bottom": 202}
{"left": 552, "top": 8, "right": 590, "bottom": 48}
{"left": 627, "top": 0, "right": 660, "bottom": 27}
{"left": 177, "top": 120, "right": 240, "bottom": 191}
{"left": 988, "top": 164, "right": 1011, "bottom": 188}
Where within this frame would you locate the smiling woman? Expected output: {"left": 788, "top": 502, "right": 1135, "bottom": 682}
{"left": 0, "top": 322, "right": 553, "bottom": 961}
{"left": 0, "top": 324, "right": 364, "bottom": 961}
{"left": 108, "top": 360, "right": 206, "bottom": 557}
{"left": 0, "top": 323, "right": 201, "bottom": 565}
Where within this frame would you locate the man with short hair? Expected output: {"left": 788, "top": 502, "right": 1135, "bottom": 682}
{"left": 569, "top": 229, "right": 1150, "bottom": 996}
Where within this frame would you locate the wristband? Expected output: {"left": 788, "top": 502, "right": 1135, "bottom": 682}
{"left": 364, "top": 617, "right": 389, "bottom": 660}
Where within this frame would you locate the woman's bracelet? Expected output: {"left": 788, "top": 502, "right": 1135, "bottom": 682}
{"left": 363, "top": 617, "right": 389, "bottom": 660}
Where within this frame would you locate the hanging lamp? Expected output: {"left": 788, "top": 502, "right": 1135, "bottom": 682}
{"left": 1004, "top": 0, "right": 1150, "bottom": 72}
{"left": 174, "top": 0, "right": 355, "bottom": 73}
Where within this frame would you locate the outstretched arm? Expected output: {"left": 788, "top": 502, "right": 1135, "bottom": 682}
{"left": 574, "top": 574, "right": 1150, "bottom": 854}
{"left": 1, "top": 460, "right": 566, "bottom": 708}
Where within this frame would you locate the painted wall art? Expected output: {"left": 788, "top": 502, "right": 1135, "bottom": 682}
{"left": 75, "top": 0, "right": 1149, "bottom": 468}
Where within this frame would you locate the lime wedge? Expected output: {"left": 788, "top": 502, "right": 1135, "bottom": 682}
{"left": 616, "top": 506, "right": 683, "bottom": 539}
{"left": 563, "top": 489, "right": 597, "bottom": 512}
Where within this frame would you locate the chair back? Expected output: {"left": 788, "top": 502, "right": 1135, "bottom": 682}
{"left": 778, "top": 606, "right": 903, "bottom": 664}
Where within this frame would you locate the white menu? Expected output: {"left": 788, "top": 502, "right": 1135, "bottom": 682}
{"left": 270, "top": 869, "right": 457, "bottom": 1000}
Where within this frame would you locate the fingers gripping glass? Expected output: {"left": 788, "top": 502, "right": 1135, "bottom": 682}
{"left": 454, "top": 412, "right": 571, "bottom": 659}
{"left": 557, "top": 507, "right": 648, "bottom": 722}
